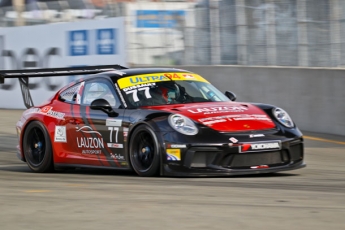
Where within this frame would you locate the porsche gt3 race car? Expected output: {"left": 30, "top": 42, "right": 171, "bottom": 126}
{"left": 0, "top": 65, "right": 306, "bottom": 176}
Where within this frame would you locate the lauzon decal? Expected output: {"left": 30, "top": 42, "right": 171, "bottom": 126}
{"left": 76, "top": 126, "right": 104, "bottom": 153}
{"left": 240, "top": 141, "right": 281, "bottom": 153}
{"left": 77, "top": 137, "right": 104, "bottom": 149}
{"left": 189, "top": 106, "right": 248, "bottom": 114}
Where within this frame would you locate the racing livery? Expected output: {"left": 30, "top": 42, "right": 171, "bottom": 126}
{"left": 0, "top": 65, "right": 306, "bottom": 176}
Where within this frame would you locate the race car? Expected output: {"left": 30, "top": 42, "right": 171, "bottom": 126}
{"left": 0, "top": 65, "right": 306, "bottom": 176}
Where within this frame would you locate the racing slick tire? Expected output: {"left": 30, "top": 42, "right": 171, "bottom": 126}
{"left": 23, "top": 121, "right": 54, "bottom": 173}
{"left": 129, "top": 125, "right": 160, "bottom": 177}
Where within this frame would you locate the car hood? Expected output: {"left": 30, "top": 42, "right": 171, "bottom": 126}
{"left": 142, "top": 102, "right": 276, "bottom": 132}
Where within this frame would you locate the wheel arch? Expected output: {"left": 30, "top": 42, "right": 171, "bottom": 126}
{"left": 126, "top": 121, "right": 165, "bottom": 175}
{"left": 20, "top": 118, "right": 55, "bottom": 163}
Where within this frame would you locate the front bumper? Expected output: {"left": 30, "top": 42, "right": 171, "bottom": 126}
{"left": 162, "top": 137, "right": 305, "bottom": 177}
{"left": 163, "top": 160, "right": 306, "bottom": 177}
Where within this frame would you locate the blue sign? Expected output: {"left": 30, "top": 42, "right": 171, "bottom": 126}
{"left": 96, "top": 29, "right": 117, "bottom": 55}
{"left": 68, "top": 30, "right": 89, "bottom": 56}
{"left": 136, "top": 10, "right": 185, "bottom": 28}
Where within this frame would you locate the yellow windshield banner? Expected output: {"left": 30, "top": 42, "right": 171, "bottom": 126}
{"left": 117, "top": 72, "right": 209, "bottom": 89}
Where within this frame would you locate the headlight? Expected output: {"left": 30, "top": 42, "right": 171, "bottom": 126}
{"left": 168, "top": 114, "right": 198, "bottom": 135}
{"left": 273, "top": 108, "right": 294, "bottom": 128}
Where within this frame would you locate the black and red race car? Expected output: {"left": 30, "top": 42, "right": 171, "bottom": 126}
{"left": 0, "top": 65, "right": 305, "bottom": 176}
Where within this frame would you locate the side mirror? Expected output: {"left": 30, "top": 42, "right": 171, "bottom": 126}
{"left": 90, "top": 99, "right": 118, "bottom": 117}
{"left": 225, "top": 91, "right": 237, "bottom": 101}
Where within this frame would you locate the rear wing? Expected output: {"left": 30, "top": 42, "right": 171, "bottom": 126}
{"left": 0, "top": 65, "right": 127, "bottom": 109}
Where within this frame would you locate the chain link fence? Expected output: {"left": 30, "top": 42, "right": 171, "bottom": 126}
{"left": 1, "top": 0, "right": 344, "bottom": 67}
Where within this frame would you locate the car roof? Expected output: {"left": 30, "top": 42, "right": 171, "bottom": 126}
{"left": 78, "top": 67, "right": 193, "bottom": 83}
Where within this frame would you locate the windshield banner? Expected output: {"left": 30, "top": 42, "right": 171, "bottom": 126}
{"left": 117, "top": 72, "right": 209, "bottom": 89}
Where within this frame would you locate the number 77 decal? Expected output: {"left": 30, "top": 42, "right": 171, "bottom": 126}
{"left": 125, "top": 87, "right": 151, "bottom": 102}
{"left": 108, "top": 127, "right": 119, "bottom": 143}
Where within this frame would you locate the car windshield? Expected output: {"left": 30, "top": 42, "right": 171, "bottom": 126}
{"left": 116, "top": 73, "right": 230, "bottom": 108}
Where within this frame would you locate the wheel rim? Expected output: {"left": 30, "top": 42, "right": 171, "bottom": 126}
{"left": 131, "top": 130, "right": 155, "bottom": 172}
{"left": 26, "top": 127, "right": 46, "bottom": 166}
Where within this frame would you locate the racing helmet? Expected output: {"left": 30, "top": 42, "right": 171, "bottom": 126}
{"left": 159, "top": 82, "right": 180, "bottom": 103}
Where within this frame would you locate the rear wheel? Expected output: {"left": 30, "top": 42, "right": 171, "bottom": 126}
{"left": 23, "top": 121, "right": 54, "bottom": 173}
{"left": 129, "top": 125, "right": 161, "bottom": 177}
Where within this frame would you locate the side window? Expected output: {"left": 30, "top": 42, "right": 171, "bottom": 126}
{"left": 59, "top": 82, "right": 83, "bottom": 104}
{"left": 82, "top": 81, "right": 120, "bottom": 107}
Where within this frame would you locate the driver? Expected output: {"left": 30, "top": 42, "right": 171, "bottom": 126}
{"left": 159, "top": 83, "right": 180, "bottom": 104}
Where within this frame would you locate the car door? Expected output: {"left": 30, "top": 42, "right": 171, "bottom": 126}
{"left": 78, "top": 78, "right": 128, "bottom": 168}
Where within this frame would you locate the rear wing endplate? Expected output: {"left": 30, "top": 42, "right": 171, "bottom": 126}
{"left": 0, "top": 65, "right": 127, "bottom": 109}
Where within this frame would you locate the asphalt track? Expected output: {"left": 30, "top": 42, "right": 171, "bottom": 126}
{"left": 0, "top": 109, "right": 344, "bottom": 230}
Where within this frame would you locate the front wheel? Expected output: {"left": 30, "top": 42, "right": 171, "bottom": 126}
{"left": 129, "top": 125, "right": 161, "bottom": 177}
{"left": 23, "top": 121, "right": 54, "bottom": 173}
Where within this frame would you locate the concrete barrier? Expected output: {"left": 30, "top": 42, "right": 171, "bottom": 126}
{"left": 175, "top": 66, "right": 345, "bottom": 136}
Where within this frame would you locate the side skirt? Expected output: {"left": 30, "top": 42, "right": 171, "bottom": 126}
{"left": 54, "top": 163, "right": 133, "bottom": 171}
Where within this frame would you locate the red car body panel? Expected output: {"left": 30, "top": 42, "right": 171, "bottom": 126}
{"left": 142, "top": 102, "right": 276, "bottom": 132}
{"left": 17, "top": 95, "right": 123, "bottom": 168}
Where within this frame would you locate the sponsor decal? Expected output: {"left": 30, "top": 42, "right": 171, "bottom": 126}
{"left": 183, "top": 74, "right": 195, "bottom": 79}
{"left": 76, "top": 126, "right": 104, "bottom": 149}
{"left": 122, "top": 83, "right": 156, "bottom": 92}
{"left": 107, "top": 143, "right": 123, "bottom": 148}
{"left": 249, "top": 134, "right": 265, "bottom": 138}
{"left": 229, "top": 137, "right": 238, "bottom": 143}
{"left": 202, "top": 119, "right": 227, "bottom": 125}
{"left": 123, "top": 127, "right": 128, "bottom": 141}
{"left": 25, "top": 107, "right": 65, "bottom": 120}
{"left": 129, "top": 75, "right": 169, "bottom": 84}
{"left": 240, "top": 141, "right": 281, "bottom": 153}
{"left": 123, "top": 127, "right": 128, "bottom": 137}
{"left": 164, "top": 73, "right": 181, "bottom": 79}
{"left": 82, "top": 150, "right": 102, "bottom": 155}
{"left": 199, "top": 114, "right": 271, "bottom": 123}
{"left": 226, "top": 114, "right": 272, "bottom": 122}
{"left": 117, "top": 73, "right": 209, "bottom": 89}
{"left": 77, "top": 137, "right": 104, "bottom": 149}
{"left": 110, "top": 153, "right": 125, "bottom": 160}
{"left": 106, "top": 118, "right": 122, "bottom": 127}
{"left": 251, "top": 165, "right": 269, "bottom": 169}
{"left": 166, "top": 149, "right": 181, "bottom": 161}
{"left": 41, "top": 106, "right": 52, "bottom": 113}
{"left": 167, "top": 144, "right": 187, "bottom": 148}
{"left": 114, "top": 83, "right": 127, "bottom": 108}
{"left": 76, "top": 81, "right": 85, "bottom": 104}
{"left": 54, "top": 126, "right": 67, "bottom": 142}
{"left": 76, "top": 126, "right": 101, "bottom": 136}
{"left": 188, "top": 106, "right": 248, "bottom": 114}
